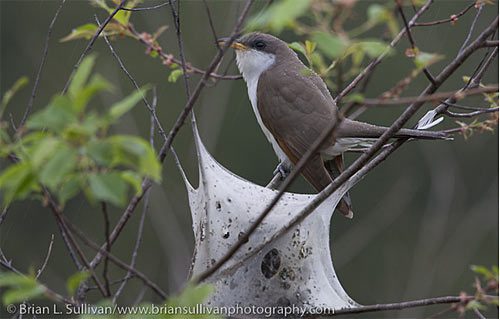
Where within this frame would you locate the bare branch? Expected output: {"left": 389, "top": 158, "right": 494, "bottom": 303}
{"left": 96, "top": 16, "right": 167, "bottom": 140}
{"left": 121, "top": 1, "right": 169, "bottom": 11}
{"left": 330, "top": 295, "right": 480, "bottom": 316}
{"left": 101, "top": 202, "right": 112, "bottom": 297}
{"left": 0, "top": 248, "right": 74, "bottom": 305}
{"left": 458, "top": 3, "right": 484, "bottom": 56}
{"left": 362, "top": 85, "right": 498, "bottom": 106}
{"left": 444, "top": 108, "right": 498, "bottom": 118}
{"left": 36, "top": 234, "right": 54, "bottom": 279}
{"left": 62, "top": 0, "right": 127, "bottom": 94}
{"left": 63, "top": 217, "right": 167, "bottom": 300}
{"left": 413, "top": 2, "right": 476, "bottom": 27}
{"left": 396, "top": 0, "right": 436, "bottom": 85}
{"left": 20, "top": 0, "right": 66, "bottom": 128}
{"left": 335, "top": 0, "right": 433, "bottom": 103}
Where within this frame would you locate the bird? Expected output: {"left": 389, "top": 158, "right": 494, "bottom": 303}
{"left": 218, "top": 32, "right": 449, "bottom": 218}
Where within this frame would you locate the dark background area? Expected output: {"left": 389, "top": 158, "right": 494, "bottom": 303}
{"left": 0, "top": 0, "right": 498, "bottom": 318}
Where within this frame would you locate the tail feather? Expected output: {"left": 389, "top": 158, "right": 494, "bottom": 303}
{"left": 338, "top": 119, "right": 451, "bottom": 140}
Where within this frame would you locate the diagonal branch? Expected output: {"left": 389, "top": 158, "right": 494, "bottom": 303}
{"left": 62, "top": 0, "right": 127, "bottom": 94}
{"left": 20, "top": 0, "right": 66, "bottom": 128}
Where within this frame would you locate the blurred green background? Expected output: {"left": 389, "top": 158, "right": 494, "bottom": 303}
{"left": 0, "top": 0, "right": 498, "bottom": 318}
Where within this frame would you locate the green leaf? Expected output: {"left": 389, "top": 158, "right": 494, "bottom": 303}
{"left": 88, "top": 172, "right": 128, "bottom": 206}
{"left": 313, "top": 32, "right": 348, "bottom": 59}
{"left": 168, "top": 69, "right": 184, "bottom": 83}
{"left": 66, "top": 271, "right": 90, "bottom": 295}
{"left": 120, "top": 171, "right": 143, "bottom": 195}
{"left": 367, "top": 4, "right": 386, "bottom": 23}
{"left": 39, "top": 144, "right": 77, "bottom": 191}
{"left": 27, "top": 95, "right": 78, "bottom": 132}
{"left": 312, "top": 32, "right": 348, "bottom": 59}
{"left": 471, "top": 265, "right": 498, "bottom": 281}
{"left": 73, "top": 74, "right": 113, "bottom": 113}
{"left": 0, "top": 273, "right": 44, "bottom": 305}
{"left": 414, "top": 51, "right": 444, "bottom": 70}
{"left": 0, "top": 162, "right": 38, "bottom": 204}
{"left": 246, "top": 0, "right": 310, "bottom": 33}
{"left": 466, "top": 300, "right": 487, "bottom": 311}
{"left": 68, "top": 55, "right": 97, "bottom": 100}
{"left": 0, "top": 273, "right": 35, "bottom": 287}
{"left": 86, "top": 139, "right": 114, "bottom": 166}
{"left": 3, "top": 285, "right": 45, "bottom": 305}
{"left": 1, "top": 76, "right": 29, "bottom": 118}
{"left": 108, "top": 87, "right": 149, "bottom": 121}
{"left": 58, "top": 175, "right": 83, "bottom": 206}
{"left": 166, "top": 283, "right": 214, "bottom": 308}
{"left": 108, "top": 135, "right": 161, "bottom": 182}
{"left": 289, "top": 42, "right": 306, "bottom": 56}
{"left": 345, "top": 93, "right": 365, "bottom": 104}
{"left": 60, "top": 23, "right": 99, "bottom": 42}
{"left": 358, "top": 40, "right": 389, "bottom": 58}
{"left": 30, "top": 137, "right": 62, "bottom": 169}
{"left": 366, "top": 4, "right": 399, "bottom": 37}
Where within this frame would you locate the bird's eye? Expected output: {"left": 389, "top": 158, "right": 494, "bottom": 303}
{"left": 254, "top": 41, "right": 266, "bottom": 49}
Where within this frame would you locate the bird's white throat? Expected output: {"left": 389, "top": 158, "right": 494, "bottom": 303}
{"left": 235, "top": 49, "right": 276, "bottom": 84}
{"left": 235, "top": 50, "right": 290, "bottom": 163}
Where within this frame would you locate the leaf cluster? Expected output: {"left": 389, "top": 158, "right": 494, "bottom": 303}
{"left": 0, "top": 55, "right": 161, "bottom": 208}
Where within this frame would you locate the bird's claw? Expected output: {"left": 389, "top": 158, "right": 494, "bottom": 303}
{"left": 273, "top": 162, "right": 291, "bottom": 179}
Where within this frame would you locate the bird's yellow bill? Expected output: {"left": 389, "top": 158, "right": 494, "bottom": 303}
{"left": 230, "top": 42, "right": 248, "bottom": 50}
{"left": 217, "top": 39, "right": 248, "bottom": 51}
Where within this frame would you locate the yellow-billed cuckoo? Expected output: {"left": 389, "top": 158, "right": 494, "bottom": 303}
{"left": 219, "top": 32, "right": 449, "bottom": 218}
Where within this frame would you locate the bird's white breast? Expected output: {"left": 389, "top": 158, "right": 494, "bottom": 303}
{"left": 236, "top": 50, "right": 289, "bottom": 163}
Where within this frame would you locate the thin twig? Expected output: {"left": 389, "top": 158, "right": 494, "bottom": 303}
{"left": 413, "top": 2, "right": 475, "bottom": 27}
{"left": 202, "top": 0, "right": 220, "bottom": 45}
{"left": 444, "top": 108, "right": 498, "bottom": 118}
{"left": 101, "top": 202, "right": 112, "bottom": 297}
{"left": 473, "top": 307, "right": 487, "bottom": 319}
{"left": 362, "top": 85, "right": 498, "bottom": 106}
{"left": 330, "top": 295, "right": 476, "bottom": 316}
{"left": 0, "top": 207, "right": 8, "bottom": 226}
{"left": 62, "top": 0, "right": 127, "bottom": 94}
{"left": 45, "top": 191, "right": 108, "bottom": 297}
{"left": 334, "top": 0, "right": 434, "bottom": 103}
{"left": 396, "top": 0, "right": 436, "bottom": 85}
{"left": 483, "top": 40, "right": 499, "bottom": 47}
{"left": 458, "top": 3, "right": 484, "bottom": 56}
{"left": 169, "top": 0, "right": 192, "bottom": 98}
{"left": 36, "top": 234, "right": 54, "bottom": 279}
{"left": 112, "top": 189, "right": 151, "bottom": 304}
{"left": 63, "top": 217, "right": 167, "bottom": 300}
{"left": 0, "top": 248, "right": 75, "bottom": 305}
{"left": 97, "top": 16, "right": 167, "bottom": 139}
{"left": 20, "top": 0, "right": 66, "bottom": 128}
{"left": 112, "top": 93, "right": 156, "bottom": 303}
{"left": 121, "top": 1, "right": 169, "bottom": 11}
{"left": 127, "top": 24, "right": 241, "bottom": 80}
{"left": 469, "top": 47, "right": 499, "bottom": 88}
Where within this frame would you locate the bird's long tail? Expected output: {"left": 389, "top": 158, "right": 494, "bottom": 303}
{"left": 338, "top": 118, "right": 452, "bottom": 140}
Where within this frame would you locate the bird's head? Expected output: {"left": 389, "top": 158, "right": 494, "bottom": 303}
{"left": 218, "top": 32, "right": 293, "bottom": 81}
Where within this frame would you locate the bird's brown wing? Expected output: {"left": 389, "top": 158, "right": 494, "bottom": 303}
{"left": 257, "top": 62, "right": 335, "bottom": 192}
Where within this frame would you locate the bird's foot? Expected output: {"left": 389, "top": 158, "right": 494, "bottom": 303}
{"left": 273, "top": 162, "right": 291, "bottom": 179}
